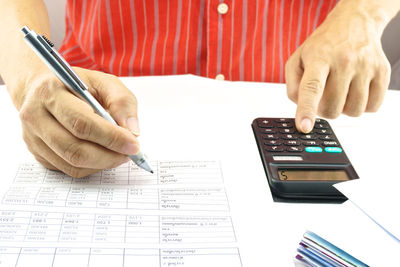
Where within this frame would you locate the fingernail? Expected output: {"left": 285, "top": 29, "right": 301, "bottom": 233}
{"left": 123, "top": 143, "right": 140, "bottom": 155}
{"left": 126, "top": 117, "right": 140, "bottom": 136}
{"left": 301, "top": 118, "right": 313, "bottom": 133}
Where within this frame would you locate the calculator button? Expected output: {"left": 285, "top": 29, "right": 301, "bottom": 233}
{"left": 286, "top": 146, "right": 303, "bottom": 152}
{"left": 257, "top": 119, "right": 273, "bottom": 128}
{"left": 315, "top": 129, "right": 332, "bottom": 135}
{"left": 300, "top": 134, "right": 317, "bottom": 140}
{"left": 264, "top": 140, "right": 282, "bottom": 146}
{"left": 277, "top": 122, "right": 293, "bottom": 128}
{"left": 281, "top": 134, "right": 298, "bottom": 140}
{"left": 305, "top": 146, "right": 323, "bottom": 153}
{"left": 266, "top": 146, "right": 284, "bottom": 152}
{"left": 314, "top": 123, "right": 328, "bottom": 129}
{"left": 274, "top": 118, "right": 290, "bottom": 123}
{"left": 325, "top": 147, "right": 343, "bottom": 153}
{"left": 260, "top": 128, "right": 276, "bottom": 134}
{"left": 302, "top": 141, "right": 319, "bottom": 146}
{"left": 322, "top": 141, "right": 339, "bottom": 147}
{"left": 319, "top": 135, "right": 335, "bottom": 141}
{"left": 262, "top": 134, "right": 279, "bottom": 140}
{"left": 279, "top": 128, "right": 295, "bottom": 134}
{"left": 284, "top": 140, "right": 301, "bottom": 146}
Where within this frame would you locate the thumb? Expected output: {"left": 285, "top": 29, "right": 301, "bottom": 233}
{"left": 295, "top": 64, "right": 329, "bottom": 133}
{"left": 108, "top": 88, "right": 140, "bottom": 136}
{"left": 85, "top": 71, "right": 140, "bottom": 136}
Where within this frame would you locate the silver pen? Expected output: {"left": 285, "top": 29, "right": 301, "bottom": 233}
{"left": 21, "top": 26, "right": 153, "bottom": 173}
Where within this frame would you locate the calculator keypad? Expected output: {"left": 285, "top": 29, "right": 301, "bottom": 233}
{"left": 255, "top": 118, "right": 342, "bottom": 155}
{"left": 252, "top": 117, "right": 358, "bottom": 202}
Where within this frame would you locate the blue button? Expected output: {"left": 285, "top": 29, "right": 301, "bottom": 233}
{"left": 305, "top": 146, "right": 323, "bottom": 153}
{"left": 325, "top": 147, "right": 343, "bottom": 153}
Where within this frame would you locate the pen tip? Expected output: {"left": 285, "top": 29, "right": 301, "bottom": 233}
{"left": 150, "top": 171, "right": 154, "bottom": 174}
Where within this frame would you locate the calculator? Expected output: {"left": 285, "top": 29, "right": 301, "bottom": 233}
{"left": 251, "top": 118, "right": 359, "bottom": 203}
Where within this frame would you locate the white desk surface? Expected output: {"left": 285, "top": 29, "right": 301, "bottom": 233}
{"left": 0, "top": 74, "right": 399, "bottom": 266}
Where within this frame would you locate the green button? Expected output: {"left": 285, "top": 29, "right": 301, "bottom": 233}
{"left": 305, "top": 147, "right": 323, "bottom": 153}
{"left": 325, "top": 147, "right": 343, "bottom": 153}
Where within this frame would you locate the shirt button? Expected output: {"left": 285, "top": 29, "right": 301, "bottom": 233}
{"left": 215, "top": 74, "right": 225, "bottom": 80}
{"left": 217, "top": 3, "right": 229, "bottom": 15}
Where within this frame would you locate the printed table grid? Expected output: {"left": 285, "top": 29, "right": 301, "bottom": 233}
{"left": 2, "top": 187, "right": 229, "bottom": 212}
{"left": 0, "top": 247, "right": 242, "bottom": 267}
{"left": 13, "top": 161, "right": 223, "bottom": 186}
{"left": 0, "top": 211, "right": 236, "bottom": 245}
{"left": 1, "top": 160, "right": 240, "bottom": 267}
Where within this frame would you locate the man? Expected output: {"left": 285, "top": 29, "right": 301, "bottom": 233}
{"left": 0, "top": 0, "right": 398, "bottom": 177}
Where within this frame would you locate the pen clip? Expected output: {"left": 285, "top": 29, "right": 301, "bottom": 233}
{"left": 21, "top": 26, "right": 89, "bottom": 92}
{"left": 47, "top": 46, "right": 89, "bottom": 91}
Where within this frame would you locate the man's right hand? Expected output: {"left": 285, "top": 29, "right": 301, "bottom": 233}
{"left": 17, "top": 67, "right": 141, "bottom": 178}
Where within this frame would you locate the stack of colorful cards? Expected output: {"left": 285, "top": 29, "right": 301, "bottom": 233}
{"left": 294, "top": 231, "right": 369, "bottom": 267}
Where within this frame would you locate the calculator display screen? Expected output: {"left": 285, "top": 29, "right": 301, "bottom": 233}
{"left": 278, "top": 170, "right": 349, "bottom": 181}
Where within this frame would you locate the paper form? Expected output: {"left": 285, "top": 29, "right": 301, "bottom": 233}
{"left": 0, "top": 161, "right": 242, "bottom": 267}
{"left": 334, "top": 178, "right": 400, "bottom": 242}
{"left": 0, "top": 247, "right": 241, "bottom": 267}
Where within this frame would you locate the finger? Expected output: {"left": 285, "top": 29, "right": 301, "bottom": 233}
{"left": 366, "top": 65, "right": 390, "bottom": 112}
{"left": 32, "top": 135, "right": 103, "bottom": 178}
{"left": 22, "top": 128, "right": 103, "bottom": 178}
{"left": 285, "top": 50, "right": 304, "bottom": 103}
{"left": 295, "top": 62, "right": 329, "bottom": 133}
{"left": 31, "top": 108, "right": 130, "bottom": 169}
{"left": 34, "top": 154, "right": 58, "bottom": 171}
{"left": 44, "top": 88, "right": 140, "bottom": 156}
{"left": 317, "top": 69, "right": 351, "bottom": 119}
{"left": 84, "top": 71, "right": 140, "bottom": 136}
{"left": 343, "top": 75, "right": 370, "bottom": 117}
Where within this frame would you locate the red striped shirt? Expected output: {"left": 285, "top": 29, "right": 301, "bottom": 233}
{"left": 59, "top": 0, "right": 337, "bottom": 83}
